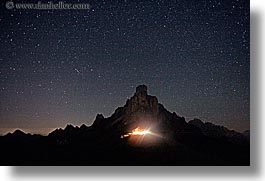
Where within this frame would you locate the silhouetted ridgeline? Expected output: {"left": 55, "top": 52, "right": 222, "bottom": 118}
{"left": 0, "top": 85, "right": 249, "bottom": 165}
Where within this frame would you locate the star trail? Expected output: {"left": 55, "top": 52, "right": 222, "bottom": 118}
{"left": 0, "top": 0, "right": 249, "bottom": 135}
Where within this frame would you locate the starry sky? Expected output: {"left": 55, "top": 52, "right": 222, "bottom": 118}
{"left": 0, "top": 0, "right": 249, "bottom": 135}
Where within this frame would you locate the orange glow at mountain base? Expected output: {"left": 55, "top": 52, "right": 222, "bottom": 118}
{"left": 120, "top": 127, "right": 151, "bottom": 138}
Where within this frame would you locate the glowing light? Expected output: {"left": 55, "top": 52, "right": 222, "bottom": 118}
{"left": 131, "top": 127, "right": 151, "bottom": 135}
{"left": 120, "top": 127, "right": 151, "bottom": 138}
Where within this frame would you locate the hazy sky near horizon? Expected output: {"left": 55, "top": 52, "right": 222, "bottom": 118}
{"left": 0, "top": 0, "right": 249, "bottom": 134}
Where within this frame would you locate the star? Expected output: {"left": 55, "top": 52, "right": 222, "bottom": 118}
{"left": 75, "top": 68, "right": 81, "bottom": 74}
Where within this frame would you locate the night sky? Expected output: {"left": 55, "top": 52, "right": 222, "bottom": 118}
{"left": 0, "top": 0, "right": 249, "bottom": 135}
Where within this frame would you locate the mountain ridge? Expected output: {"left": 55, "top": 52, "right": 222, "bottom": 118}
{"left": 0, "top": 85, "right": 250, "bottom": 165}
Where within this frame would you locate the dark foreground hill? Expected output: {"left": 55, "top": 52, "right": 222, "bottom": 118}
{"left": 0, "top": 85, "right": 249, "bottom": 165}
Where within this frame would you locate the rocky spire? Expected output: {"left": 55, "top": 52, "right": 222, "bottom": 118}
{"left": 125, "top": 85, "right": 158, "bottom": 116}
{"left": 135, "top": 85, "right": 147, "bottom": 97}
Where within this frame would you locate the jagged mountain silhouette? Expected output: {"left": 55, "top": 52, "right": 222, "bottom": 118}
{"left": 0, "top": 85, "right": 249, "bottom": 165}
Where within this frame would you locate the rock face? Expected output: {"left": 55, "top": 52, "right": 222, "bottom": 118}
{"left": 92, "top": 85, "right": 162, "bottom": 131}
{"left": 125, "top": 85, "right": 159, "bottom": 116}
{"left": 121, "top": 85, "right": 160, "bottom": 131}
{"left": 92, "top": 85, "right": 194, "bottom": 137}
{"left": 93, "top": 85, "right": 158, "bottom": 132}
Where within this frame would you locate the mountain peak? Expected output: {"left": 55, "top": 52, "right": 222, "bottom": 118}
{"left": 135, "top": 84, "right": 147, "bottom": 97}
{"left": 125, "top": 85, "right": 158, "bottom": 119}
{"left": 93, "top": 84, "right": 185, "bottom": 134}
{"left": 13, "top": 129, "right": 26, "bottom": 135}
{"left": 65, "top": 124, "right": 75, "bottom": 130}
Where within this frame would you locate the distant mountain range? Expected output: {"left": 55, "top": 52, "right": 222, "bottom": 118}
{"left": 189, "top": 119, "right": 249, "bottom": 144}
{"left": 0, "top": 85, "right": 249, "bottom": 165}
